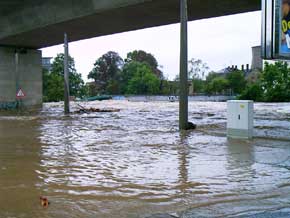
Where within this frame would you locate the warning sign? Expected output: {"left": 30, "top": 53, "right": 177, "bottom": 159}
{"left": 16, "top": 88, "right": 26, "bottom": 99}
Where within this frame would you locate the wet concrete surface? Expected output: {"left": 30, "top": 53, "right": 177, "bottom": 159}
{"left": 0, "top": 101, "right": 289, "bottom": 218}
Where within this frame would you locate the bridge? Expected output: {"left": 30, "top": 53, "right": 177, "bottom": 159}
{"left": 0, "top": 0, "right": 260, "bottom": 127}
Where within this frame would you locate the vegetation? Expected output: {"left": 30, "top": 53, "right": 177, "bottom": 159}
{"left": 88, "top": 51, "right": 124, "bottom": 94}
{"left": 87, "top": 50, "right": 170, "bottom": 95}
{"left": 239, "top": 61, "right": 290, "bottom": 102}
{"left": 43, "top": 51, "right": 289, "bottom": 103}
{"left": 188, "top": 58, "right": 209, "bottom": 93}
{"left": 226, "top": 70, "right": 246, "bottom": 95}
{"left": 189, "top": 60, "right": 289, "bottom": 102}
{"left": 125, "top": 63, "right": 160, "bottom": 95}
{"left": 125, "top": 50, "right": 164, "bottom": 79}
{"left": 43, "top": 54, "right": 87, "bottom": 102}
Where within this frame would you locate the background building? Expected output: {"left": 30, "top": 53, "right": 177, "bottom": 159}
{"left": 42, "top": 57, "right": 53, "bottom": 71}
{"left": 251, "top": 46, "right": 263, "bottom": 70}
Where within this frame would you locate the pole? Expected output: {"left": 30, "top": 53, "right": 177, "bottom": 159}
{"left": 15, "top": 51, "right": 20, "bottom": 109}
{"left": 179, "top": 0, "right": 188, "bottom": 130}
{"left": 64, "top": 33, "right": 70, "bottom": 114}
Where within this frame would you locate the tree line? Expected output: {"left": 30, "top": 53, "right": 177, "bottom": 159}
{"left": 87, "top": 50, "right": 168, "bottom": 95}
{"left": 43, "top": 51, "right": 290, "bottom": 102}
{"left": 188, "top": 59, "right": 290, "bottom": 102}
{"left": 43, "top": 50, "right": 179, "bottom": 102}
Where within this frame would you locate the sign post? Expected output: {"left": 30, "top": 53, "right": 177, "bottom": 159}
{"left": 262, "top": 0, "right": 290, "bottom": 59}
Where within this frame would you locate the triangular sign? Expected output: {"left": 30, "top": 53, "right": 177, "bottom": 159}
{"left": 16, "top": 88, "right": 26, "bottom": 98}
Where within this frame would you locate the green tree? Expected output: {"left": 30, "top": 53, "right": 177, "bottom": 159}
{"left": 239, "top": 61, "right": 290, "bottom": 102}
{"left": 204, "top": 72, "right": 219, "bottom": 94}
{"left": 88, "top": 51, "right": 124, "bottom": 94}
{"left": 239, "top": 83, "right": 264, "bottom": 101}
{"left": 120, "top": 61, "right": 143, "bottom": 93}
{"left": 43, "top": 68, "right": 64, "bottom": 102}
{"left": 125, "top": 63, "right": 160, "bottom": 95}
{"left": 261, "top": 61, "right": 290, "bottom": 102}
{"left": 226, "top": 70, "right": 246, "bottom": 95}
{"left": 208, "top": 77, "right": 229, "bottom": 94}
{"left": 43, "top": 54, "right": 87, "bottom": 102}
{"left": 192, "top": 78, "right": 205, "bottom": 94}
{"left": 125, "top": 50, "right": 163, "bottom": 79}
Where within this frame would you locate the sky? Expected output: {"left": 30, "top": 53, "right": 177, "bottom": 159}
{"left": 42, "top": 11, "right": 261, "bottom": 81}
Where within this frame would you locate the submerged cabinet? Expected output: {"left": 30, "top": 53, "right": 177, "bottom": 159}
{"left": 227, "top": 100, "right": 254, "bottom": 139}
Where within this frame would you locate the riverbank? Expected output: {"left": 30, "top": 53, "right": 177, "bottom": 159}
{"left": 117, "top": 95, "right": 235, "bottom": 102}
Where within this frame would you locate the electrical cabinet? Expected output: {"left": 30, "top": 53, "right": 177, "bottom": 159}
{"left": 227, "top": 100, "right": 254, "bottom": 139}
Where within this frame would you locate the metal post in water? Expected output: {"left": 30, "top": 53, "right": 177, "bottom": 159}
{"left": 179, "top": 0, "right": 189, "bottom": 130}
{"left": 15, "top": 50, "right": 20, "bottom": 109}
{"left": 64, "top": 33, "right": 70, "bottom": 114}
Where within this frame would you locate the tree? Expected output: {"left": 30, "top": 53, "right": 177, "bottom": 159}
{"left": 188, "top": 58, "right": 209, "bottom": 79}
{"left": 120, "top": 61, "right": 143, "bottom": 93}
{"left": 239, "top": 61, "right": 290, "bottom": 102}
{"left": 204, "top": 72, "right": 219, "bottom": 94}
{"left": 88, "top": 51, "right": 124, "bottom": 94}
{"left": 43, "top": 68, "right": 64, "bottom": 102}
{"left": 239, "top": 83, "right": 264, "bottom": 101}
{"left": 125, "top": 50, "right": 163, "bottom": 79}
{"left": 261, "top": 61, "right": 290, "bottom": 102}
{"left": 43, "top": 54, "right": 87, "bottom": 102}
{"left": 125, "top": 63, "right": 160, "bottom": 95}
{"left": 208, "top": 77, "right": 229, "bottom": 94}
{"left": 192, "top": 78, "right": 205, "bottom": 94}
{"left": 226, "top": 70, "right": 246, "bottom": 95}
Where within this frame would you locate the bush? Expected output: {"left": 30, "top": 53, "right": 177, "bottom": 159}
{"left": 238, "top": 83, "right": 264, "bottom": 101}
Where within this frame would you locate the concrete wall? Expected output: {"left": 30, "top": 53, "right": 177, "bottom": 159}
{"left": 126, "top": 95, "right": 235, "bottom": 102}
{"left": 0, "top": 47, "right": 42, "bottom": 108}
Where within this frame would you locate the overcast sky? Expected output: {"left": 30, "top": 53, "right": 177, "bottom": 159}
{"left": 42, "top": 11, "right": 261, "bottom": 81}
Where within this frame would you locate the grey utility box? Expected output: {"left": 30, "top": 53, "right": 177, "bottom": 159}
{"left": 227, "top": 100, "right": 254, "bottom": 139}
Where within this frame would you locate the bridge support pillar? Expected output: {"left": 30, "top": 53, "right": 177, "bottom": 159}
{"left": 179, "top": 0, "right": 189, "bottom": 130}
{"left": 0, "top": 47, "right": 42, "bottom": 109}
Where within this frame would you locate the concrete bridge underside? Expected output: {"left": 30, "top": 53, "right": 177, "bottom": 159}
{"left": 0, "top": 0, "right": 260, "bottom": 109}
{"left": 0, "top": 0, "right": 260, "bottom": 48}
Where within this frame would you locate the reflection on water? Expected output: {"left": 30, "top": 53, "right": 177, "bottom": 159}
{"left": 0, "top": 101, "right": 289, "bottom": 218}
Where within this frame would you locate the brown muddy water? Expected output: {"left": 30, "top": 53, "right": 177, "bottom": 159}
{"left": 0, "top": 101, "right": 289, "bottom": 218}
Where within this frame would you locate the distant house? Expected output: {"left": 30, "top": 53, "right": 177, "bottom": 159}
{"left": 216, "top": 64, "right": 251, "bottom": 77}
{"left": 215, "top": 46, "right": 263, "bottom": 82}
{"left": 42, "top": 57, "right": 53, "bottom": 71}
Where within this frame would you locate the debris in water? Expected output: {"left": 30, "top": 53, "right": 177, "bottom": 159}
{"left": 186, "top": 122, "right": 197, "bottom": 130}
{"left": 40, "top": 196, "right": 50, "bottom": 208}
{"left": 76, "top": 108, "right": 120, "bottom": 113}
{"left": 76, "top": 104, "right": 120, "bottom": 113}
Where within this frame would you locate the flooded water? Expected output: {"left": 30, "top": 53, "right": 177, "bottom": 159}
{"left": 0, "top": 101, "right": 289, "bottom": 218}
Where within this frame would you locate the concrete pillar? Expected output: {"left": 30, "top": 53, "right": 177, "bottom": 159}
{"left": 179, "top": 0, "right": 189, "bottom": 130}
{"left": 0, "top": 47, "right": 42, "bottom": 109}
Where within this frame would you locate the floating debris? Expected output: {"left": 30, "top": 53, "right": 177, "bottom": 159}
{"left": 76, "top": 104, "right": 120, "bottom": 114}
{"left": 40, "top": 196, "right": 50, "bottom": 208}
{"left": 76, "top": 108, "right": 120, "bottom": 114}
